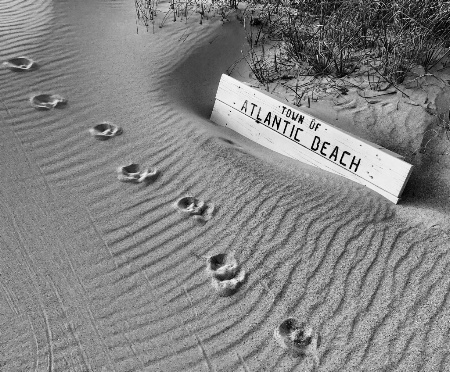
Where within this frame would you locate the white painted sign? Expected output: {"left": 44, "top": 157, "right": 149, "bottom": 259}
{"left": 210, "top": 74, "right": 413, "bottom": 204}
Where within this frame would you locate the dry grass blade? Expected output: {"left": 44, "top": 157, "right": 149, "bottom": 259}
{"left": 240, "top": 0, "right": 450, "bottom": 107}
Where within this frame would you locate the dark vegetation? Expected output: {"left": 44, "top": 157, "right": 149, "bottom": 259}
{"left": 134, "top": 0, "right": 237, "bottom": 32}
{"left": 135, "top": 0, "right": 450, "bottom": 91}
{"left": 241, "top": 0, "right": 450, "bottom": 90}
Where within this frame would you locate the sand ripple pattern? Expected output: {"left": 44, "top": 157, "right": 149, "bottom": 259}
{"left": 0, "top": 0, "right": 449, "bottom": 371}
{"left": 0, "top": 0, "right": 54, "bottom": 56}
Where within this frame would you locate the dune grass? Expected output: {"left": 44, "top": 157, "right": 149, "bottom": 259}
{"left": 240, "top": 0, "right": 450, "bottom": 95}
{"left": 134, "top": 0, "right": 449, "bottom": 104}
{"left": 134, "top": 0, "right": 237, "bottom": 31}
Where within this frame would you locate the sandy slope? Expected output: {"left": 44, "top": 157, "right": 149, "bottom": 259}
{"left": 0, "top": 0, "right": 450, "bottom": 371}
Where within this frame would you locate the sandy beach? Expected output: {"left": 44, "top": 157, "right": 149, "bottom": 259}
{"left": 1, "top": 0, "right": 450, "bottom": 371}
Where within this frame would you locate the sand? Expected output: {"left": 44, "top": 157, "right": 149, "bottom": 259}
{"left": 0, "top": 0, "right": 449, "bottom": 371}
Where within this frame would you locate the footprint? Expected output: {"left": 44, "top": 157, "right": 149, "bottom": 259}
{"left": 2, "top": 56, "right": 37, "bottom": 72}
{"left": 30, "top": 94, "right": 67, "bottom": 110}
{"left": 175, "top": 196, "right": 214, "bottom": 223}
{"left": 117, "top": 163, "right": 159, "bottom": 183}
{"left": 210, "top": 269, "right": 246, "bottom": 297}
{"left": 176, "top": 196, "right": 205, "bottom": 215}
{"left": 205, "top": 252, "right": 246, "bottom": 296}
{"left": 206, "top": 252, "right": 238, "bottom": 280}
{"left": 274, "top": 318, "right": 320, "bottom": 363}
{"left": 89, "top": 122, "right": 122, "bottom": 140}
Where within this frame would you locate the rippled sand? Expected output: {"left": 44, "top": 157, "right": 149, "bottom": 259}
{"left": 1, "top": 0, "right": 449, "bottom": 371}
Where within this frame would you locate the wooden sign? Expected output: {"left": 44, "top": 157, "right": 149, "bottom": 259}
{"left": 210, "top": 74, "right": 413, "bottom": 204}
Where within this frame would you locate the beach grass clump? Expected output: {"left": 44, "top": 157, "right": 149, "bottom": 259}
{"left": 419, "top": 109, "right": 450, "bottom": 153}
{"left": 134, "top": 0, "right": 238, "bottom": 31}
{"left": 241, "top": 0, "right": 450, "bottom": 95}
{"left": 134, "top": 0, "right": 158, "bottom": 31}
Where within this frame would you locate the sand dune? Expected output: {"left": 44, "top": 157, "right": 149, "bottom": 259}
{"left": 1, "top": 0, "right": 450, "bottom": 371}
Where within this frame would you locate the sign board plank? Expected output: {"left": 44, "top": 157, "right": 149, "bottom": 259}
{"left": 210, "top": 74, "right": 413, "bottom": 204}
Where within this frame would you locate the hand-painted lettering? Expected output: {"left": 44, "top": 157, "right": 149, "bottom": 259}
{"left": 280, "top": 106, "right": 304, "bottom": 124}
{"left": 283, "top": 120, "right": 290, "bottom": 134}
{"left": 349, "top": 156, "right": 361, "bottom": 172}
{"left": 340, "top": 151, "right": 350, "bottom": 167}
{"left": 290, "top": 124, "right": 296, "bottom": 137}
{"left": 241, "top": 99, "right": 360, "bottom": 174}
{"left": 241, "top": 100, "right": 248, "bottom": 113}
{"left": 256, "top": 107, "right": 262, "bottom": 122}
{"left": 309, "top": 119, "right": 321, "bottom": 131}
{"left": 320, "top": 141, "right": 330, "bottom": 156}
{"left": 329, "top": 146, "right": 339, "bottom": 161}
{"left": 311, "top": 137, "right": 359, "bottom": 173}
{"left": 294, "top": 127, "right": 302, "bottom": 142}
{"left": 311, "top": 135, "right": 321, "bottom": 151}
{"left": 272, "top": 115, "right": 281, "bottom": 130}
{"left": 291, "top": 111, "right": 298, "bottom": 121}
{"left": 264, "top": 111, "right": 271, "bottom": 125}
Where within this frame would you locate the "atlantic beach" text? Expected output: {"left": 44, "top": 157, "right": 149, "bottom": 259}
{"left": 240, "top": 100, "right": 361, "bottom": 173}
